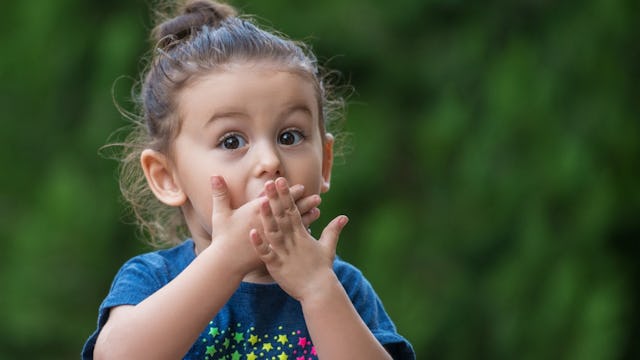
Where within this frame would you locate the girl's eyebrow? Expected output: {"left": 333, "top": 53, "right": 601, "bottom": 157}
{"left": 203, "top": 104, "right": 314, "bottom": 128}
{"left": 279, "top": 104, "right": 313, "bottom": 120}
{"left": 203, "top": 109, "right": 248, "bottom": 128}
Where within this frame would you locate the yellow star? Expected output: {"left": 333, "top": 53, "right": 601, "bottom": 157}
{"left": 246, "top": 352, "right": 258, "bottom": 360}
{"left": 277, "top": 351, "right": 288, "bottom": 360}
{"left": 248, "top": 334, "right": 259, "bottom": 346}
{"left": 276, "top": 334, "right": 288, "bottom": 345}
{"left": 262, "top": 342, "right": 273, "bottom": 351}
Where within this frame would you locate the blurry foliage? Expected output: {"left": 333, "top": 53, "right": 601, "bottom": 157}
{"left": 1, "top": 0, "right": 638, "bottom": 358}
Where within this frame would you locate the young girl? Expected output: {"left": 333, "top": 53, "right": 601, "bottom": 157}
{"left": 83, "top": 1, "right": 415, "bottom": 359}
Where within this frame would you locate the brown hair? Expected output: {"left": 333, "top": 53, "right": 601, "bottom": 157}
{"left": 114, "top": 0, "right": 345, "bottom": 247}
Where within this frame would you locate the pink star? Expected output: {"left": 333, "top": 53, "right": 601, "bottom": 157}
{"left": 311, "top": 346, "right": 317, "bottom": 356}
{"left": 296, "top": 357, "right": 305, "bottom": 360}
{"left": 297, "top": 337, "right": 308, "bottom": 348}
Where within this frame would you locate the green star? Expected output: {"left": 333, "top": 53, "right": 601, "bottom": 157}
{"left": 223, "top": 338, "right": 230, "bottom": 349}
{"left": 209, "top": 327, "right": 220, "bottom": 337}
{"left": 231, "top": 350, "right": 241, "bottom": 360}
{"left": 205, "top": 345, "right": 216, "bottom": 356}
{"left": 233, "top": 332, "right": 244, "bottom": 343}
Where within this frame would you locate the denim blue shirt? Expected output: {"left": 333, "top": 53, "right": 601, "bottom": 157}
{"left": 82, "top": 239, "right": 415, "bottom": 359}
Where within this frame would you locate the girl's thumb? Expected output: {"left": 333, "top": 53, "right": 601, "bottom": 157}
{"left": 319, "top": 215, "right": 349, "bottom": 253}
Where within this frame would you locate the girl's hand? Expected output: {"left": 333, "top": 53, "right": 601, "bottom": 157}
{"left": 208, "top": 176, "right": 322, "bottom": 276}
{"left": 291, "top": 184, "right": 323, "bottom": 229}
{"left": 249, "top": 177, "right": 348, "bottom": 301}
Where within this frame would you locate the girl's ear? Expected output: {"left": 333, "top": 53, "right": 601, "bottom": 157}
{"left": 140, "top": 149, "right": 187, "bottom": 207}
{"left": 320, "top": 133, "right": 334, "bottom": 193}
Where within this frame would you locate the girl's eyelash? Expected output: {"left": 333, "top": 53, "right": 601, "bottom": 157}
{"left": 217, "top": 132, "right": 238, "bottom": 144}
{"left": 282, "top": 127, "right": 306, "bottom": 138}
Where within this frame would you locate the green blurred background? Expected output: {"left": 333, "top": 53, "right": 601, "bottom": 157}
{"left": 1, "top": 0, "right": 638, "bottom": 358}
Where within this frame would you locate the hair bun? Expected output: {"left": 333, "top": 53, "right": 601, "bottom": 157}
{"left": 152, "top": 0, "right": 237, "bottom": 48}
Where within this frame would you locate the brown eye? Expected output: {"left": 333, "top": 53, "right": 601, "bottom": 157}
{"left": 218, "top": 134, "right": 246, "bottom": 150}
{"left": 278, "top": 130, "right": 304, "bottom": 146}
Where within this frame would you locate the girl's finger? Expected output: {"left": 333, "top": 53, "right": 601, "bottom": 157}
{"left": 264, "top": 180, "right": 284, "bottom": 216}
{"left": 250, "top": 229, "right": 276, "bottom": 261}
{"left": 259, "top": 197, "right": 284, "bottom": 247}
{"left": 211, "top": 175, "right": 231, "bottom": 216}
{"left": 289, "top": 184, "right": 305, "bottom": 202}
{"left": 300, "top": 207, "right": 320, "bottom": 229}
{"left": 296, "top": 193, "right": 321, "bottom": 229}
{"left": 273, "top": 178, "right": 298, "bottom": 234}
{"left": 295, "top": 194, "right": 321, "bottom": 216}
{"left": 274, "top": 178, "right": 299, "bottom": 216}
{"left": 318, "top": 215, "right": 349, "bottom": 255}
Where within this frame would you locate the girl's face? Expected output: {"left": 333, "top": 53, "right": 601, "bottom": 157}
{"left": 169, "top": 63, "right": 332, "bottom": 243}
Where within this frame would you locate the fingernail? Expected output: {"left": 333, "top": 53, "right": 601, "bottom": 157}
{"left": 211, "top": 176, "right": 222, "bottom": 188}
{"left": 265, "top": 181, "right": 276, "bottom": 193}
{"left": 276, "top": 177, "right": 288, "bottom": 190}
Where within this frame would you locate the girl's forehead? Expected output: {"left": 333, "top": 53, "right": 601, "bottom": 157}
{"left": 177, "top": 62, "right": 322, "bottom": 123}
{"left": 180, "top": 61, "right": 322, "bottom": 110}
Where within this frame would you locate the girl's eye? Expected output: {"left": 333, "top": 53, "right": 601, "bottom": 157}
{"left": 278, "top": 130, "right": 305, "bottom": 146}
{"left": 218, "top": 133, "right": 247, "bottom": 150}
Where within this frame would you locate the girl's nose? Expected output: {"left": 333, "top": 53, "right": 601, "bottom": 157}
{"left": 253, "top": 142, "right": 282, "bottom": 178}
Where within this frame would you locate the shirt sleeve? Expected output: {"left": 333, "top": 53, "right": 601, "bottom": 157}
{"left": 81, "top": 255, "right": 168, "bottom": 359}
{"left": 334, "top": 260, "right": 416, "bottom": 360}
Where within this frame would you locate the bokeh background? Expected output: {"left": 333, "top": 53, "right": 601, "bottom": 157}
{"left": 1, "top": 0, "right": 638, "bottom": 358}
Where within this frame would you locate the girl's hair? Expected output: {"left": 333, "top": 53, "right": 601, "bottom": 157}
{"left": 115, "top": 0, "right": 345, "bottom": 247}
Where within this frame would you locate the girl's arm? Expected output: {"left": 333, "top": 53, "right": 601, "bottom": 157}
{"left": 94, "top": 239, "right": 245, "bottom": 360}
{"left": 301, "top": 269, "right": 393, "bottom": 360}
{"left": 250, "top": 178, "right": 392, "bottom": 360}
{"left": 94, "top": 178, "right": 321, "bottom": 360}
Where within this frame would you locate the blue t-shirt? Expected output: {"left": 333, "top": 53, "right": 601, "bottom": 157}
{"left": 82, "top": 239, "right": 415, "bottom": 359}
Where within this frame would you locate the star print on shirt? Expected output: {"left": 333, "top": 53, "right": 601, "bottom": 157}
{"left": 198, "top": 324, "right": 318, "bottom": 359}
{"left": 233, "top": 332, "right": 244, "bottom": 343}
{"left": 205, "top": 345, "right": 216, "bottom": 356}
{"left": 209, "top": 327, "right": 219, "bottom": 337}
{"left": 277, "top": 334, "right": 288, "bottom": 345}
{"left": 297, "top": 337, "right": 307, "bottom": 348}
{"left": 248, "top": 334, "right": 259, "bottom": 345}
